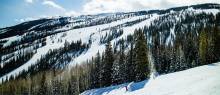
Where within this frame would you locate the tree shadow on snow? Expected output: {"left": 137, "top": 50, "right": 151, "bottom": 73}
{"left": 83, "top": 83, "right": 128, "bottom": 95}
{"left": 129, "top": 80, "right": 148, "bottom": 91}
{"left": 208, "top": 63, "right": 218, "bottom": 66}
{"left": 82, "top": 80, "right": 149, "bottom": 95}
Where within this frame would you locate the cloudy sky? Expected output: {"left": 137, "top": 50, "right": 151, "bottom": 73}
{"left": 0, "top": 0, "right": 219, "bottom": 28}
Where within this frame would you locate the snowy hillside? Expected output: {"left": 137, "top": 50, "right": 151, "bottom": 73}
{"left": 0, "top": 3, "right": 220, "bottom": 82}
{"left": 81, "top": 62, "right": 220, "bottom": 95}
{"left": 0, "top": 14, "right": 154, "bottom": 81}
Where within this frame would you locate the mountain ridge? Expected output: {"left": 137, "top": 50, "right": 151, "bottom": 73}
{"left": 0, "top": 3, "right": 220, "bottom": 83}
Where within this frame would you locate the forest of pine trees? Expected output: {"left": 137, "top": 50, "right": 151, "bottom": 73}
{"left": 0, "top": 12, "right": 220, "bottom": 95}
{"left": 0, "top": 29, "right": 151, "bottom": 94}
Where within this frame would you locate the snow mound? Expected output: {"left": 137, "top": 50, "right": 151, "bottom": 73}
{"left": 81, "top": 62, "right": 220, "bottom": 95}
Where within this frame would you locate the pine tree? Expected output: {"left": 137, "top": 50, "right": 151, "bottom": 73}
{"left": 126, "top": 39, "right": 136, "bottom": 82}
{"left": 213, "top": 13, "right": 220, "bottom": 61}
{"left": 169, "top": 47, "right": 176, "bottom": 73}
{"left": 111, "top": 57, "right": 120, "bottom": 85}
{"left": 99, "top": 52, "right": 105, "bottom": 87}
{"left": 152, "top": 30, "right": 164, "bottom": 74}
{"left": 111, "top": 39, "right": 126, "bottom": 84}
{"left": 134, "top": 29, "right": 150, "bottom": 81}
{"left": 101, "top": 41, "right": 114, "bottom": 86}
{"left": 177, "top": 45, "right": 186, "bottom": 70}
{"left": 206, "top": 27, "right": 215, "bottom": 64}
{"left": 93, "top": 52, "right": 101, "bottom": 88}
{"left": 118, "top": 39, "right": 126, "bottom": 83}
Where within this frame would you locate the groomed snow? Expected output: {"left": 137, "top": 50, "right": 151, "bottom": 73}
{"left": 81, "top": 62, "right": 220, "bottom": 95}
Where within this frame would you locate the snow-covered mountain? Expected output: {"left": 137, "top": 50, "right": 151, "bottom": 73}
{"left": 0, "top": 3, "right": 220, "bottom": 82}
{"left": 81, "top": 62, "right": 220, "bottom": 95}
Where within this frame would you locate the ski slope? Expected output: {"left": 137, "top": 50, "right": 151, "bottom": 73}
{"left": 0, "top": 6, "right": 219, "bottom": 83}
{"left": 81, "top": 62, "right": 220, "bottom": 95}
{"left": 0, "top": 14, "right": 154, "bottom": 82}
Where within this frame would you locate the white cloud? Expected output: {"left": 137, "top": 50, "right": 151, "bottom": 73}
{"left": 82, "top": 0, "right": 220, "bottom": 14}
{"left": 41, "top": 0, "right": 81, "bottom": 17}
{"left": 25, "top": 0, "right": 34, "bottom": 3}
{"left": 65, "top": 11, "right": 80, "bottom": 17}
{"left": 42, "top": 0, "right": 66, "bottom": 11}
{"left": 83, "top": 0, "right": 132, "bottom": 14}
{"left": 41, "top": 0, "right": 80, "bottom": 17}
{"left": 15, "top": 11, "right": 80, "bottom": 23}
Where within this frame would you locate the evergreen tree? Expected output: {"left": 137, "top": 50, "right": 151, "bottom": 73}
{"left": 134, "top": 29, "right": 150, "bottom": 81}
{"left": 101, "top": 41, "right": 114, "bottom": 86}
{"left": 118, "top": 39, "right": 126, "bottom": 83}
{"left": 213, "top": 14, "right": 220, "bottom": 61}
{"left": 176, "top": 45, "right": 186, "bottom": 70}
{"left": 111, "top": 56, "right": 120, "bottom": 85}
{"left": 169, "top": 47, "right": 176, "bottom": 73}
{"left": 111, "top": 39, "right": 126, "bottom": 84}
{"left": 126, "top": 39, "right": 136, "bottom": 82}
{"left": 93, "top": 52, "right": 101, "bottom": 88}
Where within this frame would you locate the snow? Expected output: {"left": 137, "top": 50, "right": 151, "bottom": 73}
{"left": 186, "top": 7, "right": 220, "bottom": 15}
{"left": 0, "top": 29, "right": 8, "bottom": 34}
{"left": 166, "top": 27, "right": 175, "bottom": 46}
{"left": 68, "top": 14, "right": 157, "bottom": 66}
{"left": 0, "top": 7, "right": 219, "bottom": 83}
{"left": 81, "top": 62, "right": 220, "bottom": 95}
{"left": 0, "top": 35, "right": 21, "bottom": 47}
{"left": 0, "top": 14, "right": 155, "bottom": 82}
{"left": 0, "top": 37, "right": 59, "bottom": 82}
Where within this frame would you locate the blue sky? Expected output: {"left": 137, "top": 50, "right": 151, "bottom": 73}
{"left": 0, "top": 0, "right": 219, "bottom": 28}
{"left": 0, "top": 0, "right": 86, "bottom": 28}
